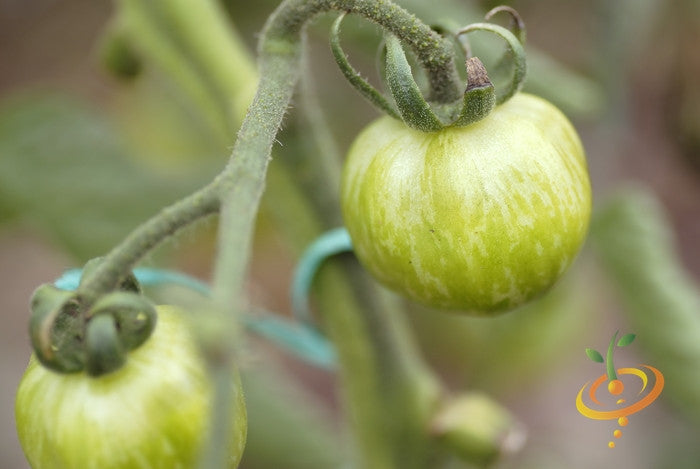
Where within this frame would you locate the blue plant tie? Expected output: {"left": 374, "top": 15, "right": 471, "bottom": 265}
{"left": 53, "top": 263, "right": 341, "bottom": 370}
{"left": 290, "top": 227, "right": 354, "bottom": 325}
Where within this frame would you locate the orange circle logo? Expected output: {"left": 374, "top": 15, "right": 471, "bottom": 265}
{"left": 576, "top": 332, "right": 664, "bottom": 448}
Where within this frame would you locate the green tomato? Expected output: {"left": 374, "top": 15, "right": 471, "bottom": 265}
{"left": 15, "top": 305, "right": 246, "bottom": 469}
{"left": 341, "top": 93, "right": 591, "bottom": 313}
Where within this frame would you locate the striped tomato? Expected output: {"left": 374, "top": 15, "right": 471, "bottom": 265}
{"left": 341, "top": 93, "right": 591, "bottom": 314}
{"left": 15, "top": 305, "right": 247, "bottom": 469}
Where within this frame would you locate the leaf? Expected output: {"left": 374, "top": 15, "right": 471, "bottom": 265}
{"left": 0, "top": 92, "right": 199, "bottom": 259}
{"left": 617, "top": 333, "right": 636, "bottom": 347}
{"left": 585, "top": 348, "right": 604, "bottom": 363}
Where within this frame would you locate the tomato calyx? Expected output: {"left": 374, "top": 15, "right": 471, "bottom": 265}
{"left": 330, "top": 6, "right": 527, "bottom": 132}
{"left": 29, "top": 258, "right": 157, "bottom": 376}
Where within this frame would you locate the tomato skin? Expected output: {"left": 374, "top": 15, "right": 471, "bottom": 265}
{"left": 341, "top": 93, "right": 591, "bottom": 313}
{"left": 15, "top": 305, "right": 246, "bottom": 469}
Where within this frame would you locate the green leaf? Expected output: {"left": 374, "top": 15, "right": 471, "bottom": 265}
{"left": 0, "top": 93, "right": 197, "bottom": 259}
{"left": 585, "top": 348, "right": 604, "bottom": 363}
{"left": 617, "top": 333, "right": 636, "bottom": 347}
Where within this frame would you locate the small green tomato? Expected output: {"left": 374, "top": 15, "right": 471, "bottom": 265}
{"left": 15, "top": 305, "right": 246, "bottom": 469}
{"left": 341, "top": 93, "right": 591, "bottom": 313}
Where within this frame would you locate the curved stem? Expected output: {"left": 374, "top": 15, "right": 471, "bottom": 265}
{"left": 207, "top": 2, "right": 460, "bottom": 466}
{"left": 80, "top": 0, "right": 461, "bottom": 316}
{"left": 330, "top": 13, "right": 400, "bottom": 118}
{"left": 76, "top": 183, "right": 220, "bottom": 305}
{"left": 199, "top": 36, "right": 305, "bottom": 469}
{"left": 264, "top": 0, "right": 462, "bottom": 103}
{"left": 484, "top": 5, "right": 526, "bottom": 44}
{"left": 73, "top": 2, "right": 464, "bottom": 467}
{"left": 456, "top": 22, "right": 526, "bottom": 104}
{"left": 209, "top": 44, "right": 302, "bottom": 308}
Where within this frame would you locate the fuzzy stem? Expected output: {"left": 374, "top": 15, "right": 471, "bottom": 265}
{"left": 79, "top": 1, "right": 464, "bottom": 467}
{"left": 81, "top": 0, "right": 461, "bottom": 312}
{"left": 263, "top": 0, "right": 462, "bottom": 103}
{"left": 209, "top": 45, "right": 302, "bottom": 307}
{"left": 76, "top": 183, "right": 220, "bottom": 304}
{"left": 208, "top": 2, "right": 461, "bottom": 466}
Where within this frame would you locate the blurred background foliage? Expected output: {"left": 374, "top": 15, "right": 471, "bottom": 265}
{"left": 0, "top": 0, "right": 698, "bottom": 468}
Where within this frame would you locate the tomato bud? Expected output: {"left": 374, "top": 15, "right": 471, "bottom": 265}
{"left": 341, "top": 93, "right": 591, "bottom": 313}
{"left": 16, "top": 305, "right": 246, "bottom": 468}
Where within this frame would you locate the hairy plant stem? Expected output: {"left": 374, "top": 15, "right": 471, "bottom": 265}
{"left": 76, "top": 183, "right": 220, "bottom": 304}
{"left": 209, "top": 0, "right": 461, "bottom": 302}
{"left": 208, "top": 0, "right": 455, "bottom": 462}
{"left": 83, "top": 0, "right": 464, "bottom": 467}
{"left": 84, "top": 0, "right": 460, "bottom": 306}
{"left": 265, "top": 0, "right": 462, "bottom": 103}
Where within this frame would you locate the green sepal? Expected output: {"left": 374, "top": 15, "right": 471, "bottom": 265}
{"left": 88, "top": 291, "right": 157, "bottom": 350}
{"left": 451, "top": 57, "right": 496, "bottom": 127}
{"left": 485, "top": 6, "right": 526, "bottom": 45}
{"left": 457, "top": 23, "right": 526, "bottom": 104}
{"left": 617, "top": 333, "right": 636, "bottom": 347}
{"left": 483, "top": 6, "right": 526, "bottom": 99}
{"left": 585, "top": 348, "right": 604, "bottom": 363}
{"left": 330, "top": 14, "right": 399, "bottom": 119}
{"left": 80, "top": 257, "right": 142, "bottom": 294}
{"left": 85, "top": 314, "right": 126, "bottom": 376}
{"left": 384, "top": 33, "right": 444, "bottom": 132}
{"left": 29, "top": 284, "right": 86, "bottom": 373}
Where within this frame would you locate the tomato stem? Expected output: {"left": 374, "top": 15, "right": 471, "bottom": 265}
{"left": 75, "top": 183, "right": 220, "bottom": 305}
{"left": 204, "top": 2, "right": 461, "bottom": 465}
{"left": 263, "top": 0, "right": 462, "bottom": 104}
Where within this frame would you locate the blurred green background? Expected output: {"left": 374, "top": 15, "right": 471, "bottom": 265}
{"left": 1, "top": 0, "right": 698, "bottom": 468}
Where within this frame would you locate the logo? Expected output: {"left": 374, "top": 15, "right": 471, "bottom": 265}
{"left": 576, "top": 331, "right": 664, "bottom": 448}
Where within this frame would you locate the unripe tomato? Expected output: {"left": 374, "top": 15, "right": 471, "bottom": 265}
{"left": 15, "top": 305, "right": 246, "bottom": 468}
{"left": 341, "top": 93, "right": 591, "bottom": 313}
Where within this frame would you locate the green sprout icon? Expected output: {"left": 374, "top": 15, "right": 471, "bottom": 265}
{"left": 586, "top": 331, "right": 636, "bottom": 395}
